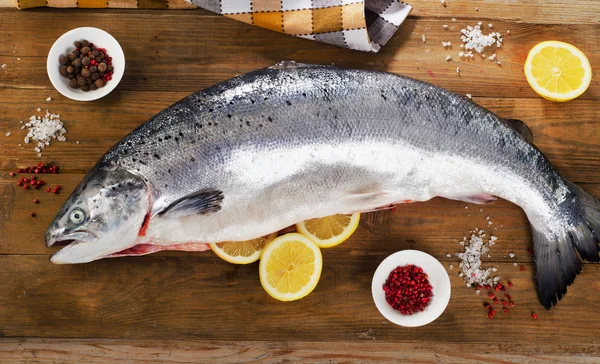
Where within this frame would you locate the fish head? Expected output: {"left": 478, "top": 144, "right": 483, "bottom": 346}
{"left": 45, "top": 164, "right": 150, "bottom": 264}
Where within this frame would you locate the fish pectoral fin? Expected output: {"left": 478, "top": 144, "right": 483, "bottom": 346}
{"left": 359, "top": 210, "right": 391, "bottom": 236}
{"left": 502, "top": 118, "right": 534, "bottom": 143}
{"left": 158, "top": 189, "right": 224, "bottom": 218}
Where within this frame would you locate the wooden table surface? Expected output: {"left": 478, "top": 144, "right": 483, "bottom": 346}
{"left": 0, "top": 1, "right": 599, "bottom": 362}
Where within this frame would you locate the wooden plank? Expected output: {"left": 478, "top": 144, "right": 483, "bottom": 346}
{"left": 0, "top": 91, "right": 598, "bottom": 180}
{"left": 410, "top": 0, "right": 600, "bottom": 25}
{"left": 0, "top": 11, "right": 598, "bottom": 99}
{"left": 0, "top": 256, "right": 598, "bottom": 342}
{"left": 1, "top": 338, "right": 599, "bottom": 363}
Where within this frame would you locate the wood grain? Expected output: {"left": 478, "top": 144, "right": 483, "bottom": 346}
{"left": 1, "top": 339, "right": 600, "bottom": 363}
{"left": 0, "top": 2, "right": 599, "bottom": 361}
{"left": 0, "top": 255, "right": 598, "bottom": 342}
{"left": 0, "top": 11, "right": 598, "bottom": 99}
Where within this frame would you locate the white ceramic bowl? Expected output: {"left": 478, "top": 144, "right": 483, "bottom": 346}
{"left": 47, "top": 27, "right": 125, "bottom": 101}
{"left": 372, "top": 250, "right": 451, "bottom": 327}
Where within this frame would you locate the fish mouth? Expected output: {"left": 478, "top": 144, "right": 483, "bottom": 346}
{"left": 49, "top": 235, "right": 210, "bottom": 263}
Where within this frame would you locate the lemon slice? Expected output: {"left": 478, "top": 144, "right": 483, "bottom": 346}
{"left": 524, "top": 41, "right": 592, "bottom": 102}
{"left": 210, "top": 233, "right": 277, "bottom": 264}
{"left": 295, "top": 212, "right": 360, "bottom": 248}
{"left": 259, "top": 233, "right": 322, "bottom": 301}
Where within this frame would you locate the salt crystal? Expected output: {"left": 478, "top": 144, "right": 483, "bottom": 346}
{"left": 478, "top": 21, "right": 482, "bottom": 26}
{"left": 458, "top": 51, "right": 465, "bottom": 58}
{"left": 509, "top": 253, "right": 515, "bottom": 258}
{"left": 446, "top": 253, "right": 452, "bottom": 258}
{"left": 459, "top": 273, "right": 464, "bottom": 277}
{"left": 488, "top": 53, "right": 497, "bottom": 61}
{"left": 46, "top": 97, "right": 52, "bottom": 102}
{"left": 37, "top": 108, "right": 41, "bottom": 112}
{"left": 456, "top": 67, "right": 460, "bottom": 74}
{"left": 475, "top": 289, "right": 480, "bottom": 294}
{"left": 507, "top": 30, "right": 510, "bottom": 34}
{"left": 513, "top": 262, "right": 518, "bottom": 266}
{"left": 1, "top": 64, "right": 6, "bottom": 69}
{"left": 422, "top": 34, "right": 426, "bottom": 43}
{"left": 452, "top": 18, "right": 456, "bottom": 22}
{"left": 466, "top": 93, "right": 472, "bottom": 99}
{"left": 441, "top": 0, "right": 446, "bottom": 6}
{"left": 5, "top": 131, "right": 11, "bottom": 136}
{"left": 443, "top": 24, "right": 449, "bottom": 30}
{"left": 480, "top": 208, "right": 483, "bottom": 212}
{"left": 497, "top": 61, "right": 502, "bottom": 65}
{"left": 465, "top": 205, "right": 468, "bottom": 209}
{"left": 445, "top": 55, "right": 452, "bottom": 61}
{"left": 492, "top": 267, "right": 497, "bottom": 272}
{"left": 475, "top": 7, "right": 479, "bottom": 11}
{"left": 16, "top": 58, "right": 20, "bottom": 61}
{"left": 488, "top": 23, "right": 493, "bottom": 28}
{"left": 37, "top": 153, "right": 42, "bottom": 157}
{"left": 76, "top": 140, "right": 80, "bottom": 144}
{"left": 488, "top": 221, "right": 493, "bottom": 225}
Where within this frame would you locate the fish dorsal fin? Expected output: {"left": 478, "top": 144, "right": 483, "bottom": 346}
{"left": 360, "top": 210, "right": 391, "bottom": 236}
{"left": 158, "top": 189, "right": 223, "bottom": 218}
{"left": 502, "top": 118, "right": 533, "bottom": 142}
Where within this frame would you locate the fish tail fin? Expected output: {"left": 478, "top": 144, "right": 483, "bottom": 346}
{"left": 533, "top": 182, "right": 600, "bottom": 309}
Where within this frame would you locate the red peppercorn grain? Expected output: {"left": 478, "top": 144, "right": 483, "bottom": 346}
{"left": 507, "top": 281, "right": 513, "bottom": 287}
{"left": 383, "top": 264, "right": 433, "bottom": 315}
{"left": 30, "top": 212, "right": 36, "bottom": 217}
{"left": 33, "top": 199, "right": 39, "bottom": 204}
{"left": 503, "top": 308, "right": 509, "bottom": 314}
{"left": 532, "top": 313, "right": 537, "bottom": 320}
{"left": 519, "top": 266, "right": 526, "bottom": 271}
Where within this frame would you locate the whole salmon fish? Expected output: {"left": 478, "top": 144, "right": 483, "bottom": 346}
{"left": 46, "top": 62, "right": 600, "bottom": 309}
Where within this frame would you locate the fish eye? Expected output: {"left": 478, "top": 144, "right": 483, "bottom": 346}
{"left": 69, "top": 208, "right": 86, "bottom": 225}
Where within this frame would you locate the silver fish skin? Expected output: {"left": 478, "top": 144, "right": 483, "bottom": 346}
{"left": 46, "top": 62, "right": 600, "bottom": 309}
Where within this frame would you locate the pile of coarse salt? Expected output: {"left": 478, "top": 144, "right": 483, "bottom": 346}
{"left": 460, "top": 23, "right": 503, "bottom": 65}
{"left": 23, "top": 110, "right": 66, "bottom": 157}
{"left": 455, "top": 228, "right": 500, "bottom": 292}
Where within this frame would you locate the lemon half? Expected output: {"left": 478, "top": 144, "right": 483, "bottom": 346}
{"left": 210, "top": 233, "right": 277, "bottom": 264}
{"left": 524, "top": 41, "right": 592, "bottom": 102}
{"left": 295, "top": 212, "right": 360, "bottom": 248}
{"left": 259, "top": 233, "right": 322, "bottom": 301}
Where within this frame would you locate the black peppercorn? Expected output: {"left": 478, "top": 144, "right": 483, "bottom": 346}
{"left": 77, "top": 76, "right": 86, "bottom": 86}
{"left": 67, "top": 53, "right": 77, "bottom": 61}
{"left": 69, "top": 78, "right": 79, "bottom": 88}
{"left": 59, "top": 55, "right": 68, "bottom": 65}
{"left": 89, "top": 65, "right": 97, "bottom": 72}
{"left": 81, "top": 68, "right": 91, "bottom": 78}
{"left": 66, "top": 65, "right": 74, "bottom": 74}
{"left": 81, "top": 40, "right": 89, "bottom": 47}
{"left": 89, "top": 84, "right": 98, "bottom": 91}
{"left": 82, "top": 56, "right": 91, "bottom": 66}
{"left": 85, "top": 77, "right": 92, "bottom": 85}
{"left": 72, "top": 57, "right": 82, "bottom": 67}
{"left": 97, "top": 62, "right": 107, "bottom": 72}
{"left": 91, "top": 72, "right": 100, "bottom": 80}
{"left": 59, "top": 66, "right": 68, "bottom": 77}
{"left": 80, "top": 85, "right": 89, "bottom": 91}
{"left": 80, "top": 46, "right": 91, "bottom": 55}
{"left": 74, "top": 41, "right": 82, "bottom": 48}
{"left": 95, "top": 79, "right": 105, "bottom": 88}
{"left": 93, "top": 50, "right": 99, "bottom": 57}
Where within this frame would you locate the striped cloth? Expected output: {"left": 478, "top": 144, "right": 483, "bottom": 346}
{"left": 10, "top": 0, "right": 411, "bottom": 52}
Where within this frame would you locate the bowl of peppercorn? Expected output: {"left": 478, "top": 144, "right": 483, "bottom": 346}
{"left": 371, "top": 250, "right": 451, "bottom": 327}
{"left": 47, "top": 27, "right": 125, "bottom": 101}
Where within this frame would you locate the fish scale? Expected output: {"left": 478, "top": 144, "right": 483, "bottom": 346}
{"left": 46, "top": 62, "right": 600, "bottom": 310}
